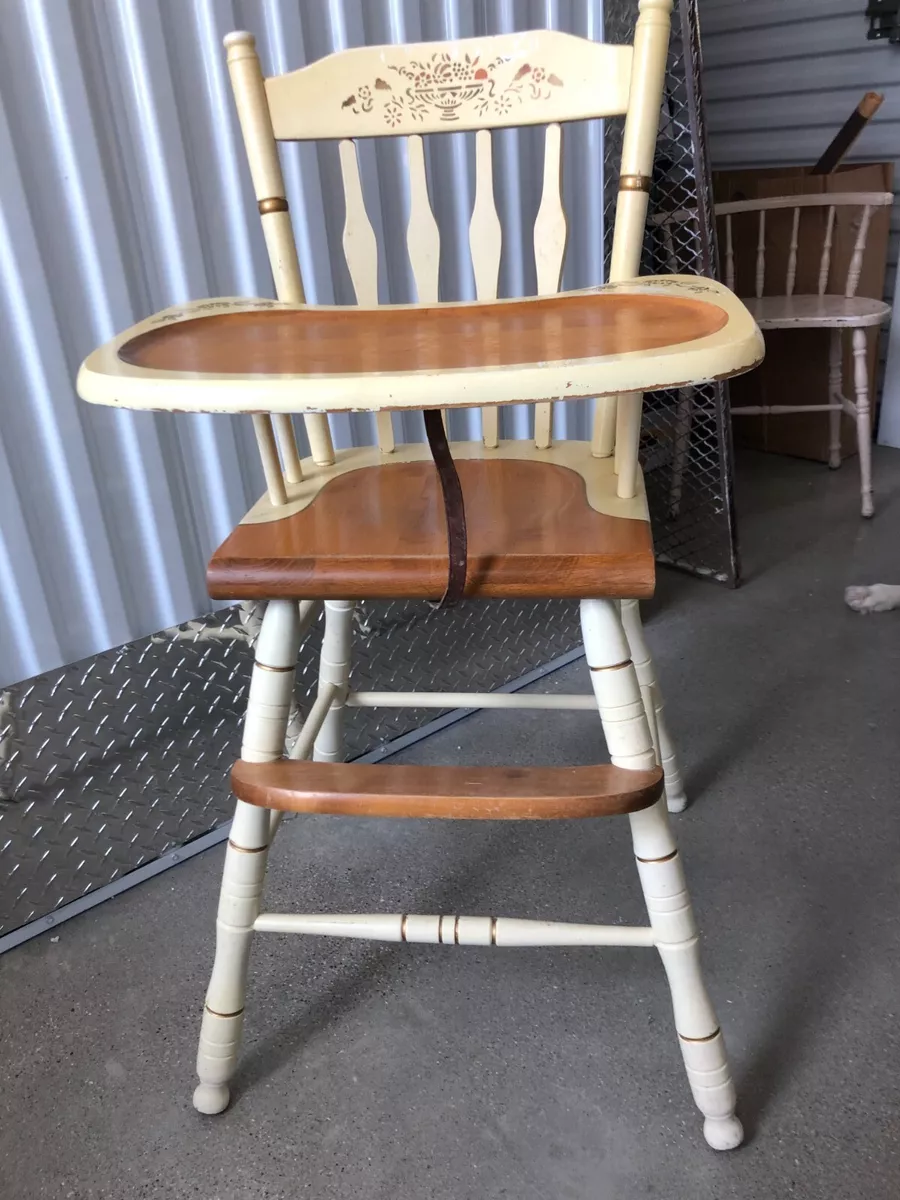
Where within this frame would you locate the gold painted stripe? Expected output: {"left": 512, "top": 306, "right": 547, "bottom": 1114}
{"left": 258, "top": 196, "right": 289, "bottom": 215}
{"left": 400, "top": 913, "right": 409, "bottom": 943}
{"left": 619, "top": 174, "right": 651, "bottom": 193}
{"left": 205, "top": 1004, "right": 245, "bottom": 1019}
{"left": 588, "top": 659, "right": 632, "bottom": 673}
{"left": 255, "top": 662, "right": 294, "bottom": 673}
{"left": 227, "top": 839, "right": 268, "bottom": 854}
{"left": 453, "top": 915, "right": 460, "bottom": 946}
{"left": 490, "top": 916, "right": 498, "bottom": 946}
{"left": 679, "top": 1028, "right": 721, "bottom": 1044}
{"left": 635, "top": 848, "right": 678, "bottom": 864}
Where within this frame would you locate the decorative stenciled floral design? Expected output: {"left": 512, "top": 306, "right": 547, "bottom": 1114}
{"left": 340, "top": 53, "right": 563, "bottom": 125}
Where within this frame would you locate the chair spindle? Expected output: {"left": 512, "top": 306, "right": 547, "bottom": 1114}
{"left": 724, "top": 213, "right": 734, "bottom": 291}
{"left": 785, "top": 206, "right": 800, "bottom": 297}
{"left": 533, "top": 122, "right": 567, "bottom": 449}
{"left": 338, "top": 138, "right": 394, "bottom": 453}
{"left": 818, "top": 205, "right": 836, "bottom": 296}
{"left": 469, "top": 129, "right": 503, "bottom": 448}
{"left": 846, "top": 204, "right": 873, "bottom": 299}
{"left": 755, "top": 209, "right": 766, "bottom": 298}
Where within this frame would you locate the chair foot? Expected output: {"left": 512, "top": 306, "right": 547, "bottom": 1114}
{"left": 704, "top": 1114, "right": 744, "bottom": 1152}
{"left": 666, "top": 785, "right": 688, "bottom": 814}
{"left": 862, "top": 496, "right": 874, "bottom": 519}
{"left": 193, "top": 1082, "right": 231, "bottom": 1115}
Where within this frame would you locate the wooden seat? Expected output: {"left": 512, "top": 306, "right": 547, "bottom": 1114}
{"left": 207, "top": 455, "right": 654, "bottom": 601}
{"left": 232, "top": 758, "right": 664, "bottom": 819}
{"left": 745, "top": 293, "right": 890, "bottom": 330}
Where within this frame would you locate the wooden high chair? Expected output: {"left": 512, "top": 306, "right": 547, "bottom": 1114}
{"left": 77, "top": 0, "right": 763, "bottom": 1150}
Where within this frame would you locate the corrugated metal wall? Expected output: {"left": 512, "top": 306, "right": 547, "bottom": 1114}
{"left": 0, "top": 0, "right": 606, "bottom": 689}
{"left": 698, "top": 0, "right": 900, "bottom": 437}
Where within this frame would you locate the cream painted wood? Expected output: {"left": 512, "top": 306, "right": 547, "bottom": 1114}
{"left": 469, "top": 129, "right": 502, "bottom": 448}
{"left": 591, "top": 394, "right": 618, "bottom": 459}
{"left": 754, "top": 210, "right": 766, "bottom": 299}
{"left": 724, "top": 214, "right": 734, "bottom": 291}
{"left": 828, "top": 329, "right": 843, "bottom": 469}
{"left": 288, "top": 681, "right": 339, "bottom": 763}
{"left": 785, "top": 207, "right": 800, "bottom": 297}
{"left": 251, "top": 414, "right": 288, "bottom": 507}
{"left": 599, "top": 0, "right": 674, "bottom": 487}
{"left": 239, "top": 440, "right": 650, "bottom": 527}
{"left": 667, "top": 388, "right": 693, "bottom": 516}
{"left": 620, "top": 598, "right": 687, "bottom": 813}
{"left": 853, "top": 327, "right": 875, "bottom": 517}
{"left": 254, "top": 912, "right": 657, "bottom": 947}
{"left": 337, "top": 139, "right": 394, "bottom": 454}
{"left": 78, "top": 276, "right": 762, "bottom": 416}
{"left": 714, "top": 192, "right": 894, "bottom": 218}
{"left": 264, "top": 31, "right": 634, "bottom": 140}
{"left": 272, "top": 414, "right": 303, "bottom": 483}
{"left": 847, "top": 205, "right": 873, "bottom": 299}
{"left": 819, "top": 206, "right": 836, "bottom": 296}
{"left": 614, "top": 391, "right": 645, "bottom": 499}
{"left": 224, "top": 30, "right": 334, "bottom": 470}
{"left": 194, "top": 598, "right": 301, "bottom": 1116}
{"left": 742, "top": 293, "right": 890, "bottom": 330}
{"left": 579, "top": 596, "right": 741, "bottom": 1150}
{"left": 533, "top": 122, "right": 567, "bottom": 448}
{"left": 346, "top": 691, "right": 599, "bottom": 710}
{"left": 406, "top": 135, "right": 440, "bottom": 304}
{"left": 729, "top": 404, "right": 844, "bottom": 416}
{"left": 655, "top": 192, "right": 893, "bottom": 232}
{"left": 313, "top": 599, "right": 354, "bottom": 763}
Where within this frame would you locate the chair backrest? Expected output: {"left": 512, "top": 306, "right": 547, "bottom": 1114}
{"left": 714, "top": 193, "right": 894, "bottom": 302}
{"left": 225, "top": 0, "right": 673, "bottom": 506}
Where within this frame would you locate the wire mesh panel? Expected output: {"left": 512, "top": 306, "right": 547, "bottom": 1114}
{"left": 606, "top": 0, "right": 739, "bottom": 584}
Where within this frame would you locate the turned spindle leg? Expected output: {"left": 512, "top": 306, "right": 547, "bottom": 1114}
{"left": 313, "top": 599, "right": 354, "bottom": 763}
{"left": 193, "top": 599, "right": 301, "bottom": 1115}
{"left": 852, "top": 328, "right": 874, "bottom": 518}
{"left": 581, "top": 598, "right": 741, "bottom": 1150}
{"left": 828, "top": 329, "right": 843, "bottom": 470}
{"left": 620, "top": 599, "right": 687, "bottom": 814}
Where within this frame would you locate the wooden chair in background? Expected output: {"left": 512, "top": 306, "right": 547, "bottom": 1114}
{"left": 77, "top": 0, "right": 764, "bottom": 1150}
{"left": 666, "top": 192, "right": 893, "bottom": 518}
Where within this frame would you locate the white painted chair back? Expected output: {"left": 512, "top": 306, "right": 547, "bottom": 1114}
{"left": 226, "top": 0, "right": 673, "bottom": 505}
{"left": 715, "top": 193, "right": 894, "bottom": 301}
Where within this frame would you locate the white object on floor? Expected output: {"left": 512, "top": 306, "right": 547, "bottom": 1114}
{"left": 845, "top": 584, "right": 900, "bottom": 613}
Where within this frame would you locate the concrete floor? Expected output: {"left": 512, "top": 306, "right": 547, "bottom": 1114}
{"left": 3, "top": 447, "right": 900, "bottom": 1199}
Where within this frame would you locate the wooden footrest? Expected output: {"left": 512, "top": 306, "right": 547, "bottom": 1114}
{"left": 231, "top": 759, "right": 663, "bottom": 820}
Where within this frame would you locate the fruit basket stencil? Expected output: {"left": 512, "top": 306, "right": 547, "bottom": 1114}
{"left": 341, "top": 53, "right": 564, "bottom": 126}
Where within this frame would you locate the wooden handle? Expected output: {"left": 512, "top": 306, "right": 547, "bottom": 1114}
{"left": 859, "top": 92, "right": 884, "bottom": 120}
{"left": 811, "top": 92, "right": 885, "bottom": 175}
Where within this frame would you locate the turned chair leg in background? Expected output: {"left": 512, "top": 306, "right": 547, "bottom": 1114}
{"left": 620, "top": 598, "right": 688, "bottom": 813}
{"left": 852, "top": 328, "right": 874, "bottom": 518}
{"left": 314, "top": 599, "right": 354, "bottom": 763}
{"left": 668, "top": 387, "right": 694, "bottom": 516}
{"left": 193, "top": 599, "right": 301, "bottom": 1115}
{"left": 828, "top": 329, "right": 843, "bottom": 471}
{"left": 581, "top": 598, "right": 741, "bottom": 1149}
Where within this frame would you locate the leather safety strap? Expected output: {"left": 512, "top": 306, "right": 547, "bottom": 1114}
{"left": 423, "top": 409, "right": 467, "bottom": 607}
